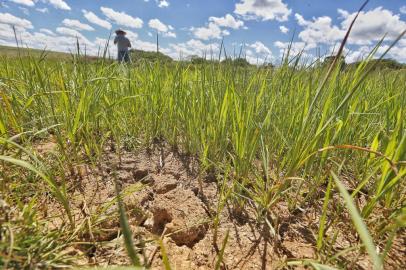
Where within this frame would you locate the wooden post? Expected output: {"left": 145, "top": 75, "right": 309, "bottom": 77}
{"left": 156, "top": 31, "right": 159, "bottom": 54}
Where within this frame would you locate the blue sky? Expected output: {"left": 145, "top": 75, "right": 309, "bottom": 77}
{"left": 0, "top": 0, "right": 405, "bottom": 63}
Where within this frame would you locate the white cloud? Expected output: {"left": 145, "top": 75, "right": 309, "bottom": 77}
{"left": 234, "top": 0, "right": 291, "bottom": 22}
{"left": 0, "top": 12, "right": 33, "bottom": 29}
{"left": 133, "top": 39, "right": 158, "bottom": 51}
{"left": 56, "top": 27, "right": 89, "bottom": 41}
{"left": 43, "top": 0, "right": 71, "bottom": 11}
{"left": 0, "top": 24, "right": 96, "bottom": 55}
{"left": 342, "top": 42, "right": 406, "bottom": 64}
{"left": 274, "top": 40, "right": 310, "bottom": 56}
{"left": 249, "top": 41, "right": 271, "bottom": 55}
{"left": 191, "top": 23, "right": 227, "bottom": 40}
{"left": 171, "top": 40, "right": 270, "bottom": 65}
{"left": 294, "top": 7, "right": 406, "bottom": 50}
{"left": 191, "top": 13, "right": 244, "bottom": 41}
{"left": 400, "top": 6, "right": 406, "bottom": 14}
{"left": 245, "top": 49, "right": 268, "bottom": 64}
{"left": 93, "top": 37, "right": 116, "bottom": 56}
{"left": 39, "top": 28, "right": 55, "bottom": 36}
{"left": 36, "top": 7, "right": 49, "bottom": 13}
{"left": 295, "top": 13, "right": 344, "bottom": 48}
{"left": 241, "top": 41, "right": 274, "bottom": 64}
{"left": 148, "top": 18, "right": 168, "bottom": 32}
{"left": 169, "top": 39, "right": 220, "bottom": 58}
{"left": 279, "top": 25, "right": 288, "bottom": 34}
{"left": 124, "top": 29, "right": 138, "bottom": 41}
{"left": 344, "top": 46, "right": 371, "bottom": 63}
{"left": 62, "top": 19, "right": 94, "bottom": 31}
{"left": 385, "top": 44, "right": 406, "bottom": 63}
{"left": 157, "top": 0, "right": 169, "bottom": 8}
{"left": 209, "top": 14, "right": 244, "bottom": 29}
{"left": 0, "top": 24, "right": 17, "bottom": 43}
{"left": 100, "top": 7, "right": 143, "bottom": 29}
{"left": 164, "top": 31, "right": 176, "bottom": 38}
{"left": 338, "top": 7, "right": 406, "bottom": 45}
{"left": 94, "top": 37, "right": 109, "bottom": 47}
{"left": 148, "top": 18, "right": 176, "bottom": 38}
{"left": 9, "top": 0, "right": 35, "bottom": 7}
{"left": 82, "top": 10, "right": 112, "bottom": 30}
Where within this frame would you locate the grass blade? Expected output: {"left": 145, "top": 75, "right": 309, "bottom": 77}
{"left": 0, "top": 155, "right": 73, "bottom": 226}
{"left": 317, "top": 176, "right": 333, "bottom": 250}
{"left": 158, "top": 238, "right": 172, "bottom": 270}
{"left": 331, "top": 171, "right": 382, "bottom": 270}
{"left": 310, "top": 262, "right": 338, "bottom": 270}
{"left": 215, "top": 229, "right": 229, "bottom": 270}
{"left": 113, "top": 175, "right": 141, "bottom": 267}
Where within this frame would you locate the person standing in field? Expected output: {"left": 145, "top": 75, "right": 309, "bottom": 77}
{"left": 114, "top": 29, "right": 131, "bottom": 63}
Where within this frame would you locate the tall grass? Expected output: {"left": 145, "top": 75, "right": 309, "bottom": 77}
{"left": 0, "top": 33, "right": 405, "bottom": 269}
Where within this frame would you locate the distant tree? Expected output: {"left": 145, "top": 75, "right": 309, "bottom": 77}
{"left": 190, "top": 55, "right": 206, "bottom": 64}
{"left": 221, "top": 57, "right": 251, "bottom": 67}
{"left": 233, "top": 58, "right": 251, "bottom": 67}
{"left": 324, "top": 55, "right": 346, "bottom": 70}
{"left": 129, "top": 49, "right": 173, "bottom": 63}
{"left": 347, "top": 58, "right": 405, "bottom": 71}
{"left": 261, "top": 62, "right": 275, "bottom": 69}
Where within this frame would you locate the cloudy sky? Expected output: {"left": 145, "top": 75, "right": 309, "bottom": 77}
{"left": 0, "top": 0, "right": 405, "bottom": 63}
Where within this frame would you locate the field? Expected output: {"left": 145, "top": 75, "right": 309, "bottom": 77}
{"left": 0, "top": 41, "right": 405, "bottom": 270}
{"left": 0, "top": 45, "right": 74, "bottom": 60}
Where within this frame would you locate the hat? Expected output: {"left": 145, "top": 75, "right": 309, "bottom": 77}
{"left": 115, "top": 29, "right": 126, "bottom": 35}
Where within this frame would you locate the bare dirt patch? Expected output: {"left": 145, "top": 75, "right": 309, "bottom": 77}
{"left": 34, "top": 141, "right": 405, "bottom": 269}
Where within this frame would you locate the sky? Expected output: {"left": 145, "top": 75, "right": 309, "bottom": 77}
{"left": 0, "top": 0, "right": 405, "bottom": 64}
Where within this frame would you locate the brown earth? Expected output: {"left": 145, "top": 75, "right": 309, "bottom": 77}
{"left": 34, "top": 140, "right": 405, "bottom": 270}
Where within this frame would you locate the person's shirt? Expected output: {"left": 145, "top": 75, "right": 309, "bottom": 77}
{"left": 114, "top": 34, "right": 131, "bottom": 52}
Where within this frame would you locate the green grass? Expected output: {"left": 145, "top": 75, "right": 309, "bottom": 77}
{"left": 0, "top": 45, "right": 173, "bottom": 64}
{"left": 0, "top": 33, "right": 405, "bottom": 269}
{"left": 0, "top": 45, "right": 74, "bottom": 60}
